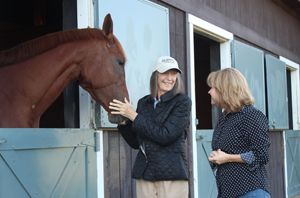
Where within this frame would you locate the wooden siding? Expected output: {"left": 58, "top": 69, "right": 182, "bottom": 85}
{"left": 166, "top": 1, "right": 188, "bottom": 85}
{"left": 160, "top": 0, "right": 300, "bottom": 64}
{"left": 167, "top": 2, "right": 196, "bottom": 196}
{"left": 103, "top": 131, "right": 137, "bottom": 198}
{"left": 267, "top": 131, "right": 286, "bottom": 198}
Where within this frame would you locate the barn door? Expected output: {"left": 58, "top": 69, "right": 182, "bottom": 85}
{"left": 285, "top": 130, "right": 300, "bottom": 197}
{"left": 232, "top": 40, "right": 266, "bottom": 113}
{"left": 0, "top": 128, "right": 97, "bottom": 198}
{"left": 196, "top": 130, "right": 217, "bottom": 198}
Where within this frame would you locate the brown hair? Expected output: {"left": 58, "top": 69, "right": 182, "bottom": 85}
{"left": 207, "top": 68, "right": 254, "bottom": 112}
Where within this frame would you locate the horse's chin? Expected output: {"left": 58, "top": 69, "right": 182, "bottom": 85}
{"left": 108, "top": 114, "right": 128, "bottom": 124}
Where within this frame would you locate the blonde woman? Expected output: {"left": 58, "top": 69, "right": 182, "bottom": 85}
{"left": 109, "top": 56, "right": 191, "bottom": 198}
{"left": 207, "top": 68, "right": 271, "bottom": 198}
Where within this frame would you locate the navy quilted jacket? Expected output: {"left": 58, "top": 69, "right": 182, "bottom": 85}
{"left": 118, "top": 90, "right": 191, "bottom": 181}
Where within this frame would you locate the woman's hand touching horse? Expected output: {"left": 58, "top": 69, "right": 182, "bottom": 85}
{"left": 109, "top": 98, "right": 138, "bottom": 122}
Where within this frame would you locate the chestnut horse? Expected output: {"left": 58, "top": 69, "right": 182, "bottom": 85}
{"left": 0, "top": 14, "right": 129, "bottom": 128}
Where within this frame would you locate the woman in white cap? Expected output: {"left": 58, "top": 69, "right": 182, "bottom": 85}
{"left": 109, "top": 56, "right": 191, "bottom": 198}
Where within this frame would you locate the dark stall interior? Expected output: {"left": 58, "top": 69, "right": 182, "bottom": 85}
{"left": 0, "top": 0, "right": 79, "bottom": 128}
{"left": 193, "top": 32, "right": 221, "bottom": 129}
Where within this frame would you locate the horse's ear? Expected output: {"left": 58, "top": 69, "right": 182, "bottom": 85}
{"left": 102, "top": 14, "right": 114, "bottom": 42}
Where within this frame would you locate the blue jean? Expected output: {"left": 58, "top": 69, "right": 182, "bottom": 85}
{"left": 239, "top": 189, "right": 271, "bottom": 198}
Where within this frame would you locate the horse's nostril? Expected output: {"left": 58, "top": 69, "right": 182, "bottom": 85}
{"left": 108, "top": 114, "right": 127, "bottom": 124}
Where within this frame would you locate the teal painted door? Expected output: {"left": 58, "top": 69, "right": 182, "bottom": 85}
{"left": 232, "top": 40, "right": 266, "bottom": 113}
{"left": 285, "top": 130, "right": 300, "bottom": 198}
{"left": 196, "top": 130, "right": 217, "bottom": 198}
{"left": 0, "top": 128, "right": 97, "bottom": 198}
{"left": 265, "top": 54, "right": 289, "bottom": 129}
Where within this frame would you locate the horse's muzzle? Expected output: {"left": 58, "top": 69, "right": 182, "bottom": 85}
{"left": 108, "top": 114, "right": 128, "bottom": 124}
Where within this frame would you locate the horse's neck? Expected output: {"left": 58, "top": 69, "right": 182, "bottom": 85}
{"left": 0, "top": 41, "right": 90, "bottom": 126}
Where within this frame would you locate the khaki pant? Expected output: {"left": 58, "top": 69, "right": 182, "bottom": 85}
{"left": 136, "top": 179, "right": 189, "bottom": 198}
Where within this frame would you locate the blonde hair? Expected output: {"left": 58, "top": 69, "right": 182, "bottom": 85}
{"left": 207, "top": 68, "right": 254, "bottom": 112}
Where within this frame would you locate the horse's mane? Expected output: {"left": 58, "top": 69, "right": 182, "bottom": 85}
{"left": 0, "top": 28, "right": 106, "bottom": 67}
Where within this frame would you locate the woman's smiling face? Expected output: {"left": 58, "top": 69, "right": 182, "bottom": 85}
{"left": 157, "top": 70, "right": 178, "bottom": 98}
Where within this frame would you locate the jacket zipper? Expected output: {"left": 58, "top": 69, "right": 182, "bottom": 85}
{"left": 139, "top": 142, "right": 148, "bottom": 163}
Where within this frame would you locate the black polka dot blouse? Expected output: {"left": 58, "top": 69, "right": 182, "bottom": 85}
{"left": 211, "top": 105, "right": 271, "bottom": 198}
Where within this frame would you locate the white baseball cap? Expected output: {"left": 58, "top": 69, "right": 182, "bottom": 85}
{"left": 153, "top": 56, "right": 182, "bottom": 74}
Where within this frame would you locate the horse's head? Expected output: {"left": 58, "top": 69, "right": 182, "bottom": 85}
{"left": 79, "top": 14, "right": 129, "bottom": 124}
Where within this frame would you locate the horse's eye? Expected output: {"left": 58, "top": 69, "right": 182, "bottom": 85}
{"left": 117, "top": 59, "right": 125, "bottom": 66}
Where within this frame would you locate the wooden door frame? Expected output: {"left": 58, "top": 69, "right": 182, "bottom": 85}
{"left": 281, "top": 56, "right": 300, "bottom": 197}
{"left": 77, "top": 1, "right": 104, "bottom": 198}
{"left": 186, "top": 13, "right": 233, "bottom": 198}
{"left": 280, "top": 57, "right": 300, "bottom": 130}
{"left": 77, "top": 0, "right": 95, "bottom": 129}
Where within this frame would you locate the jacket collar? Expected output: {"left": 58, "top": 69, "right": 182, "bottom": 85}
{"left": 148, "top": 89, "right": 178, "bottom": 103}
{"left": 222, "top": 104, "right": 253, "bottom": 118}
